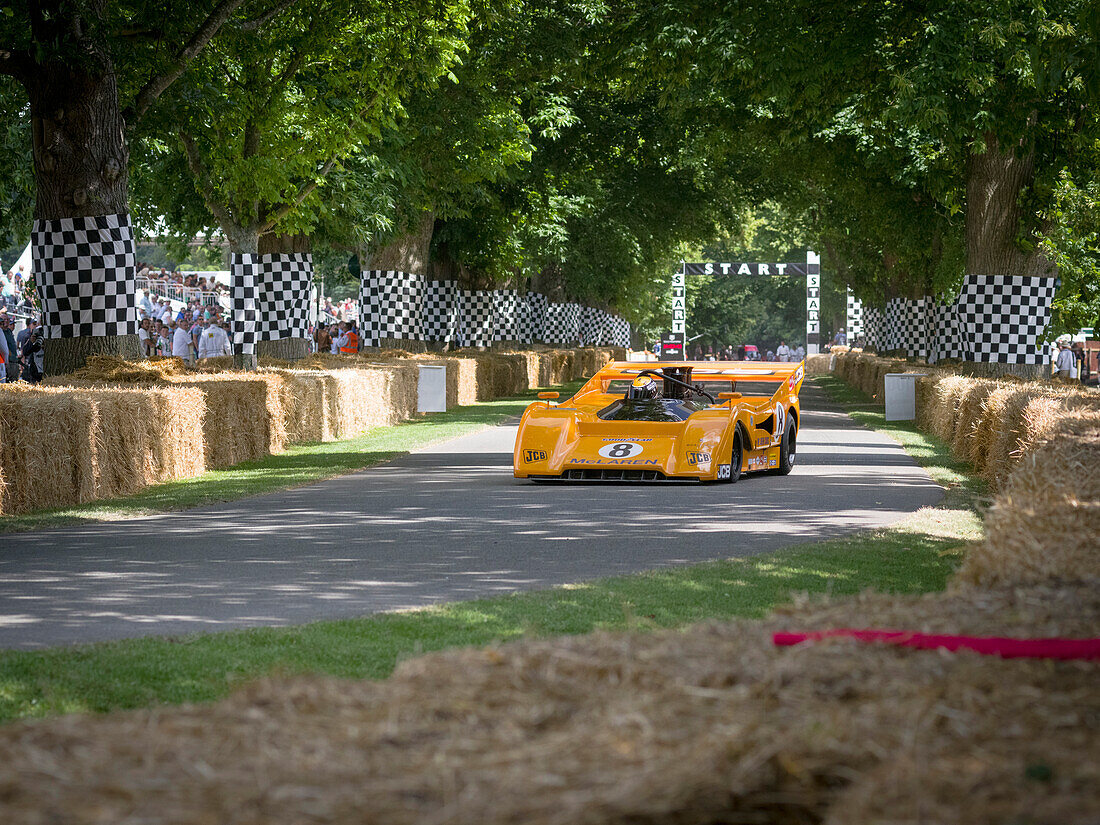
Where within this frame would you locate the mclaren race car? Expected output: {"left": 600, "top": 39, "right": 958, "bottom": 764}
{"left": 513, "top": 361, "right": 805, "bottom": 482}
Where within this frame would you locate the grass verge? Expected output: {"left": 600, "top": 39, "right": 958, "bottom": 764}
{"left": 0, "top": 374, "right": 984, "bottom": 724}
{"left": 0, "top": 380, "right": 584, "bottom": 534}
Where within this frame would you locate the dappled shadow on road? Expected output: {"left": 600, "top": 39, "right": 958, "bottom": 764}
{"left": 0, "top": 378, "right": 945, "bottom": 650}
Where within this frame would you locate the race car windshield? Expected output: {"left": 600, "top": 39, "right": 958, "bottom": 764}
{"left": 596, "top": 398, "right": 708, "bottom": 422}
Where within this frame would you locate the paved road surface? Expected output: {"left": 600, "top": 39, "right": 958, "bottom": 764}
{"left": 0, "top": 383, "right": 943, "bottom": 649}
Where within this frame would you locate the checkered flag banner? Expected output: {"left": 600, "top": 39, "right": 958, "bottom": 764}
{"left": 231, "top": 253, "right": 258, "bottom": 356}
{"left": 254, "top": 254, "right": 312, "bottom": 342}
{"left": 954, "top": 275, "right": 1059, "bottom": 364}
{"left": 358, "top": 270, "right": 424, "bottom": 345}
{"left": 934, "top": 299, "right": 964, "bottom": 361}
{"left": 493, "top": 290, "right": 523, "bottom": 342}
{"left": 32, "top": 213, "right": 138, "bottom": 339}
{"left": 846, "top": 291, "right": 863, "bottom": 340}
{"left": 423, "top": 279, "right": 460, "bottom": 344}
{"left": 524, "top": 292, "right": 548, "bottom": 344}
{"left": 460, "top": 289, "right": 494, "bottom": 348}
{"left": 545, "top": 302, "right": 580, "bottom": 345}
{"left": 607, "top": 314, "right": 631, "bottom": 348}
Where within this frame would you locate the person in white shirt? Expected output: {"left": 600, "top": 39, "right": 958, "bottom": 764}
{"left": 1055, "top": 341, "right": 1077, "bottom": 379}
{"left": 172, "top": 319, "right": 193, "bottom": 362}
{"left": 776, "top": 341, "right": 791, "bottom": 362}
{"left": 137, "top": 317, "right": 153, "bottom": 357}
{"left": 138, "top": 289, "right": 155, "bottom": 317}
{"left": 794, "top": 344, "right": 805, "bottom": 361}
{"left": 197, "top": 317, "right": 231, "bottom": 359}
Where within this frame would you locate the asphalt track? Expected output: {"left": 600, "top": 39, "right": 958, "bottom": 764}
{"left": 0, "top": 382, "right": 943, "bottom": 650}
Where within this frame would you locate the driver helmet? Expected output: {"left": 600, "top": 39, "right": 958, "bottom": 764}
{"left": 626, "top": 375, "right": 659, "bottom": 400}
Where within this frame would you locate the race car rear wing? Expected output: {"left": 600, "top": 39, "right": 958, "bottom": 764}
{"left": 603, "top": 361, "right": 806, "bottom": 400}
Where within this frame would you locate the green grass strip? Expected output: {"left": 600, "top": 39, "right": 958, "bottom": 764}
{"left": 0, "top": 380, "right": 584, "bottom": 534}
{"left": 0, "top": 373, "right": 984, "bottom": 724}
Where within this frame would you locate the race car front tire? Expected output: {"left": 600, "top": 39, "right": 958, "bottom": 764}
{"left": 775, "top": 415, "right": 796, "bottom": 475}
{"left": 726, "top": 430, "right": 743, "bottom": 483}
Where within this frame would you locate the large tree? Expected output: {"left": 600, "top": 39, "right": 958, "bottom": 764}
{"left": 0, "top": 0, "right": 254, "bottom": 373}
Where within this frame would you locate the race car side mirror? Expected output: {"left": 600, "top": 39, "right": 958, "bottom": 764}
{"left": 538, "top": 392, "right": 559, "bottom": 399}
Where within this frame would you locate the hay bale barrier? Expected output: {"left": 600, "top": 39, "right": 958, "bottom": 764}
{"left": 1, "top": 348, "right": 611, "bottom": 516}
{"left": 0, "top": 383, "right": 205, "bottom": 516}
{"left": 0, "top": 585, "right": 1095, "bottom": 824}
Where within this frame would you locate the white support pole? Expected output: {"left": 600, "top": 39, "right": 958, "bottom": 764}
{"left": 806, "top": 250, "right": 821, "bottom": 355}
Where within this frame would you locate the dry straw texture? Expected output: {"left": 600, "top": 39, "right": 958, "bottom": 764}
{"left": 0, "top": 584, "right": 1095, "bottom": 825}
{"left": 958, "top": 413, "right": 1100, "bottom": 588}
{"left": 0, "top": 383, "right": 203, "bottom": 515}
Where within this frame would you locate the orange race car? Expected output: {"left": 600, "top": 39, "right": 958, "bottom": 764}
{"left": 513, "top": 360, "right": 805, "bottom": 483}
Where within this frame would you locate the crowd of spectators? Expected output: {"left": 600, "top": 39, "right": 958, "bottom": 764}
{"left": 136, "top": 262, "right": 228, "bottom": 298}
{"left": 322, "top": 296, "right": 357, "bottom": 322}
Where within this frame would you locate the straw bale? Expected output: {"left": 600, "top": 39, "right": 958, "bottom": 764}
{"left": 0, "top": 384, "right": 96, "bottom": 515}
{"left": 949, "top": 378, "right": 1001, "bottom": 464}
{"left": 166, "top": 374, "right": 287, "bottom": 468}
{"left": 0, "top": 383, "right": 204, "bottom": 515}
{"left": 805, "top": 353, "right": 832, "bottom": 375}
{"left": 957, "top": 414, "right": 1100, "bottom": 588}
{"left": 70, "top": 354, "right": 190, "bottom": 383}
{"left": 0, "top": 584, "right": 1095, "bottom": 824}
{"left": 329, "top": 363, "right": 418, "bottom": 435}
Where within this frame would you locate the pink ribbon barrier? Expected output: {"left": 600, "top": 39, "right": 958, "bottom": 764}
{"left": 772, "top": 629, "right": 1100, "bottom": 660}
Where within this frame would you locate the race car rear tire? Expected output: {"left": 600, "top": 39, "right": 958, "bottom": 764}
{"left": 775, "top": 415, "right": 796, "bottom": 475}
{"left": 726, "top": 430, "right": 743, "bottom": 483}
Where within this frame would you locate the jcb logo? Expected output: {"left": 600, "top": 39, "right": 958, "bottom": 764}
{"left": 524, "top": 449, "right": 547, "bottom": 463}
{"left": 686, "top": 451, "right": 711, "bottom": 464}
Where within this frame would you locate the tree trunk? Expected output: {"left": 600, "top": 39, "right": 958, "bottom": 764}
{"left": 963, "top": 132, "right": 1058, "bottom": 379}
{"left": 965, "top": 132, "right": 1054, "bottom": 278}
{"left": 45, "top": 334, "right": 143, "bottom": 378}
{"left": 255, "top": 232, "right": 310, "bottom": 363}
{"left": 368, "top": 211, "right": 435, "bottom": 273}
{"left": 256, "top": 337, "right": 309, "bottom": 361}
{"left": 25, "top": 1, "right": 141, "bottom": 376}
{"left": 227, "top": 228, "right": 260, "bottom": 371}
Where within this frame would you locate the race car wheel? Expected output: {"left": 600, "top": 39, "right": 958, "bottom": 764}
{"left": 775, "top": 415, "right": 797, "bottom": 475}
{"left": 726, "top": 430, "right": 743, "bottom": 484}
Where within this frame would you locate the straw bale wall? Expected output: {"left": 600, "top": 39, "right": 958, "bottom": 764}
{"left": 4, "top": 348, "right": 610, "bottom": 516}
{"left": 0, "top": 383, "right": 204, "bottom": 516}
{"left": 0, "top": 583, "right": 1095, "bottom": 824}
{"left": 957, "top": 414, "right": 1100, "bottom": 588}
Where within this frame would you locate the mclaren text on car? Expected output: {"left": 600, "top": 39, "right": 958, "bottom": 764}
{"left": 513, "top": 360, "right": 805, "bottom": 483}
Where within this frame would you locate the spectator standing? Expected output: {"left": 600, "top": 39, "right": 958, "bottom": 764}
{"left": 137, "top": 317, "right": 153, "bottom": 357}
{"left": 157, "top": 322, "right": 173, "bottom": 357}
{"left": 795, "top": 343, "right": 805, "bottom": 361}
{"left": 172, "top": 318, "right": 193, "bottom": 362}
{"left": 1, "top": 314, "right": 17, "bottom": 382}
{"left": 20, "top": 324, "right": 44, "bottom": 383}
{"left": 0, "top": 314, "right": 8, "bottom": 382}
{"left": 776, "top": 341, "right": 791, "bottom": 362}
{"left": 197, "top": 315, "right": 231, "bottom": 359}
{"left": 1055, "top": 340, "right": 1077, "bottom": 379}
{"left": 139, "top": 289, "right": 155, "bottom": 317}
{"left": 314, "top": 322, "right": 332, "bottom": 354}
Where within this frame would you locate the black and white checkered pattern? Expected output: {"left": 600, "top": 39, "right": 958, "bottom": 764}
{"left": 231, "top": 254, "right": 258, "bottom": 356}
{"left": 578, "top": 305, "right": 601, "bottom": 346}
{"left": 901, "top": 297, "right": 929, "bottom": 359}
{"left": 861, "top": 306, "right": 882, "bottom": 350}
{"left": 493, "top": 290, "right": 523, "bottom": 342}
{"left": 460, "top": 290, "right": 494, "bottom": 348}
{"left": 359, "top": 270, "right": 423, "bottom": 345}
{"left": 254, "top": 254, "right": 312, "bottom": 341}
{"left": 522, "top": 291, "right": 548, "bottom": 344}
{"left": 607, "top": 314, "right": 631, "bottom": 348}
{"left": 545, "top": 302, "right": 581, "bottom": 345}
{"left": 934, "top": 299, "right": 964, "bottom": 361}
{"left": 32, "top": 213, "right": 138, "bottom": 339}
{"left": 955, "top": 275, "right": 1058, "bottom": 364}
{"left": 846, "top": 292, "right": 863, "bottom": 340}
{"left": 422, "top": 279, "right": 460, "bottom": 344}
